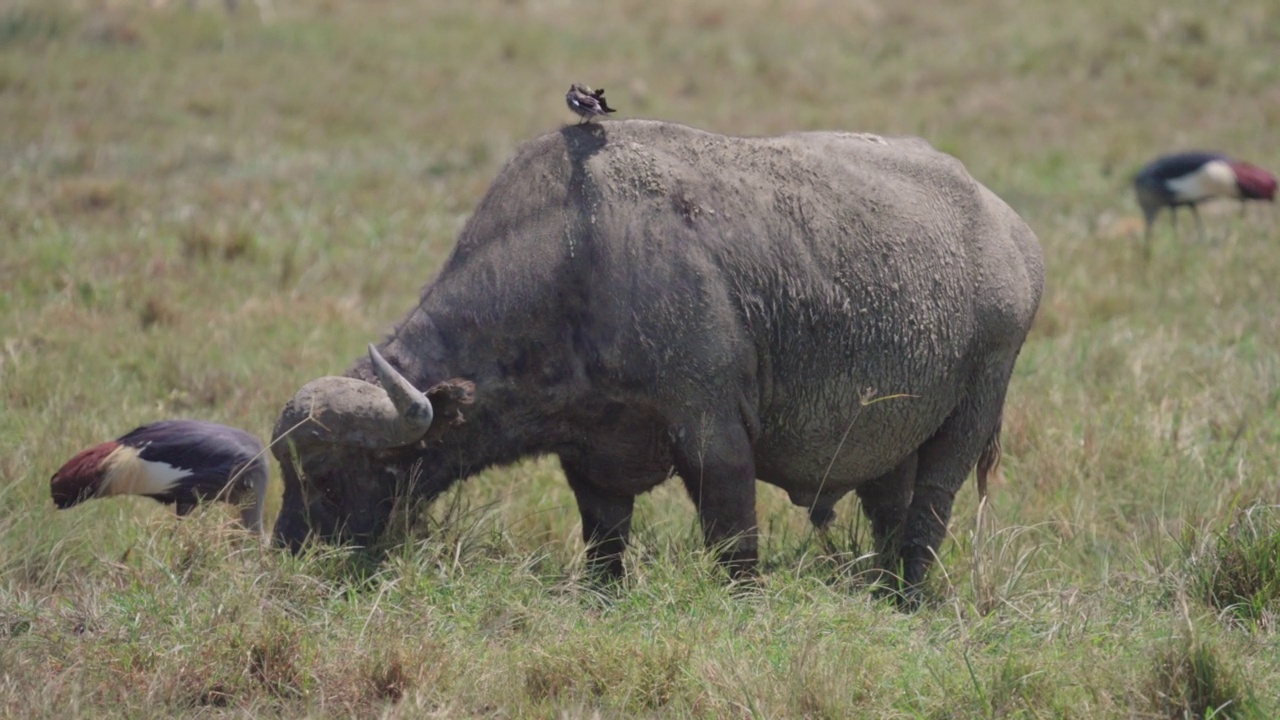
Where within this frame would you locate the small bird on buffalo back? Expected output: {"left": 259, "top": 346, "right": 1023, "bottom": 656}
{"left": 50, "top": 420, "right": 269, "bottom": 535}
{"left": 1133, "top": 151, "right": 1277, "bottom": 253}
{"left": 566, "top": 83, "right": 616, "bottom": 124}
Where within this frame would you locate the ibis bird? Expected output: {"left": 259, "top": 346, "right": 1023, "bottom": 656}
{"left": 50, "top": 420, "right": 269, "bottom": 535}
{"left": 1133, "top": 151, "right": 1277, "bottom": 251}
{"left": 565, "top": 83, "right": 616, "bottom": 123}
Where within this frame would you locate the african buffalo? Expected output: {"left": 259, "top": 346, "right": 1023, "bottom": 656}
{"left": 272, "top": 119, "right": 1044, "bottom": 597}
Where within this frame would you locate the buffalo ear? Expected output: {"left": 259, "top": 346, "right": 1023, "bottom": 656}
{"left": 426, "top": 379, "right": 476, "bottom": 430}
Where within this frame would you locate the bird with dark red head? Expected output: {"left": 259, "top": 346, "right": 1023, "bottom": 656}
{"left": 1134, "top": 151, "right": 1277, "bottom": 254}
{"left": 50, "top": 420, "right": 269, "bottom": 535}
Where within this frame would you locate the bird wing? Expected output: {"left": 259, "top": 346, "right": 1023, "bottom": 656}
{"left": 112, "top": 420, "right": 266, "bottom": 501}
{"left": 1136, "top": 152, "right": 1229, "bottom": 186}
{"left": 148, "top": 465, "right": 260, "bottom": 505}
{"left": 588, "top": 88, "right": 616, "bottom": 112}
{"left": 118, "top": 421, "right": 263, "bottom": 471}
{"left": 569, "top": 92, "right": 601, "bottom": 113}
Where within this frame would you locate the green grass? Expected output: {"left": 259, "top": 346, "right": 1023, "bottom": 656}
{"left": 3, "top": 0, "right": 1280, "bottom": 716}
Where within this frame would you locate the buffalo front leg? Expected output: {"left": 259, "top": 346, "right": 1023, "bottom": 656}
{"left": 672, "top": 419, "right": 758, "bottom": 580}
{"left": 561, "top": 458, "right": 636, "bottom": 581}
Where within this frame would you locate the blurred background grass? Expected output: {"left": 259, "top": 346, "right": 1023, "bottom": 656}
{"left": 2, "top": 0, "right": 1279, "bottom": 716}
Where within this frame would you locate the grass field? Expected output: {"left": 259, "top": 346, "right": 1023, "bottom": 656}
{"left": 3, "top": 0, "right": 1280, "bottom": 717}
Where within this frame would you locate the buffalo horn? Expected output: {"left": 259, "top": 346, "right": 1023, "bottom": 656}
{"left": 367, "top": 344, "right": 435, "bottom": 436}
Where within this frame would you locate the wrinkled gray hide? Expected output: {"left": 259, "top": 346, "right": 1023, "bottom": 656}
{"left": 272, "top": 119, "right": 1044, "bottom": 598}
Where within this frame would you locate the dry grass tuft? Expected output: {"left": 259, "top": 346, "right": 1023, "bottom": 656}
{"left": 179, "top": 223, "right": 258, "bottom": 263}
{"left": 53, "top": 178, "right": 132, "bottom": 216}
{"left": 139, "top": 296, "right": 178, "bottom": 329}
{"left": 1145, "top": 639, "right": 1257, "bottom": 719}
{"left": 365, "top": 648, "right": 413, "bottom": 703}
{"left": 1186, "top": 506, "right": 1280, "bottom": 628}
{"left": 248, "top": 631, "right": 303, "bottom": 699}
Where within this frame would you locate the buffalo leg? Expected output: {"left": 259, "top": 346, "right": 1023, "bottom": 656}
{"left": 561, "top": 459, "right": 635, "bottom": 580}
{"left": 899, "top": 363, "right": 1013, "bottom": 602}
{"left": 854, "top": 453, "right": 917, "bottom": 581}
{"left": 672, "top": 419, "right": 758, "bottom": 579}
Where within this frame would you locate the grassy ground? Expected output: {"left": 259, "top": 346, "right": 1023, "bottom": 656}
{"left": 3, "top": 0, "right": 1280, "bottom": 716}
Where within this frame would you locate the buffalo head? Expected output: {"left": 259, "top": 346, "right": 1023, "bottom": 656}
{"left": 271, "top": 344, "right": 473, "bottom": 550}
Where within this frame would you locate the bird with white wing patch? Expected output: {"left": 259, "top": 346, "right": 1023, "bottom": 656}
{"left": 50, "top": 420, "right": 269, "bottom": 535}
{"left": 565, "top": 83, "right": 616, "bottom": 123}
{"left": 1134, "top": 151, "right": 1276, "bottom": 255}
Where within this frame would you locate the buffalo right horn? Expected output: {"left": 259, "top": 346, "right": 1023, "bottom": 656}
{"left": 366, "top": 344, "right": 435, "bottom": 435}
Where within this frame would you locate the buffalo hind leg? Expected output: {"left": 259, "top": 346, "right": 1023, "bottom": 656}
{"left": 561, "top": 458, "right": 635, "bottom": 581}
{"left": 854, "top": 453, "right": 917, "bottom": 590}
{"left": 898, "top": 367, "right": 1012, "bottom": 606}
{"left": 673, "top": 418, "right": 758, "bottom": 580}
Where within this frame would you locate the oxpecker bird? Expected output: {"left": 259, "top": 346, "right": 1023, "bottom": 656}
{"left": 1134, "top": 151, "right": 1277, "bottom": 252}
{"left": 50, "top": 420, "right": 269, "bottom": 535}
{"left": 565, "top": 83, "right": 616, "bottom": 123}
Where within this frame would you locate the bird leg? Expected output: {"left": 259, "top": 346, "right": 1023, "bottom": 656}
{"left": 1191, "top": 204, "right": 1206, "bottom": 242}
